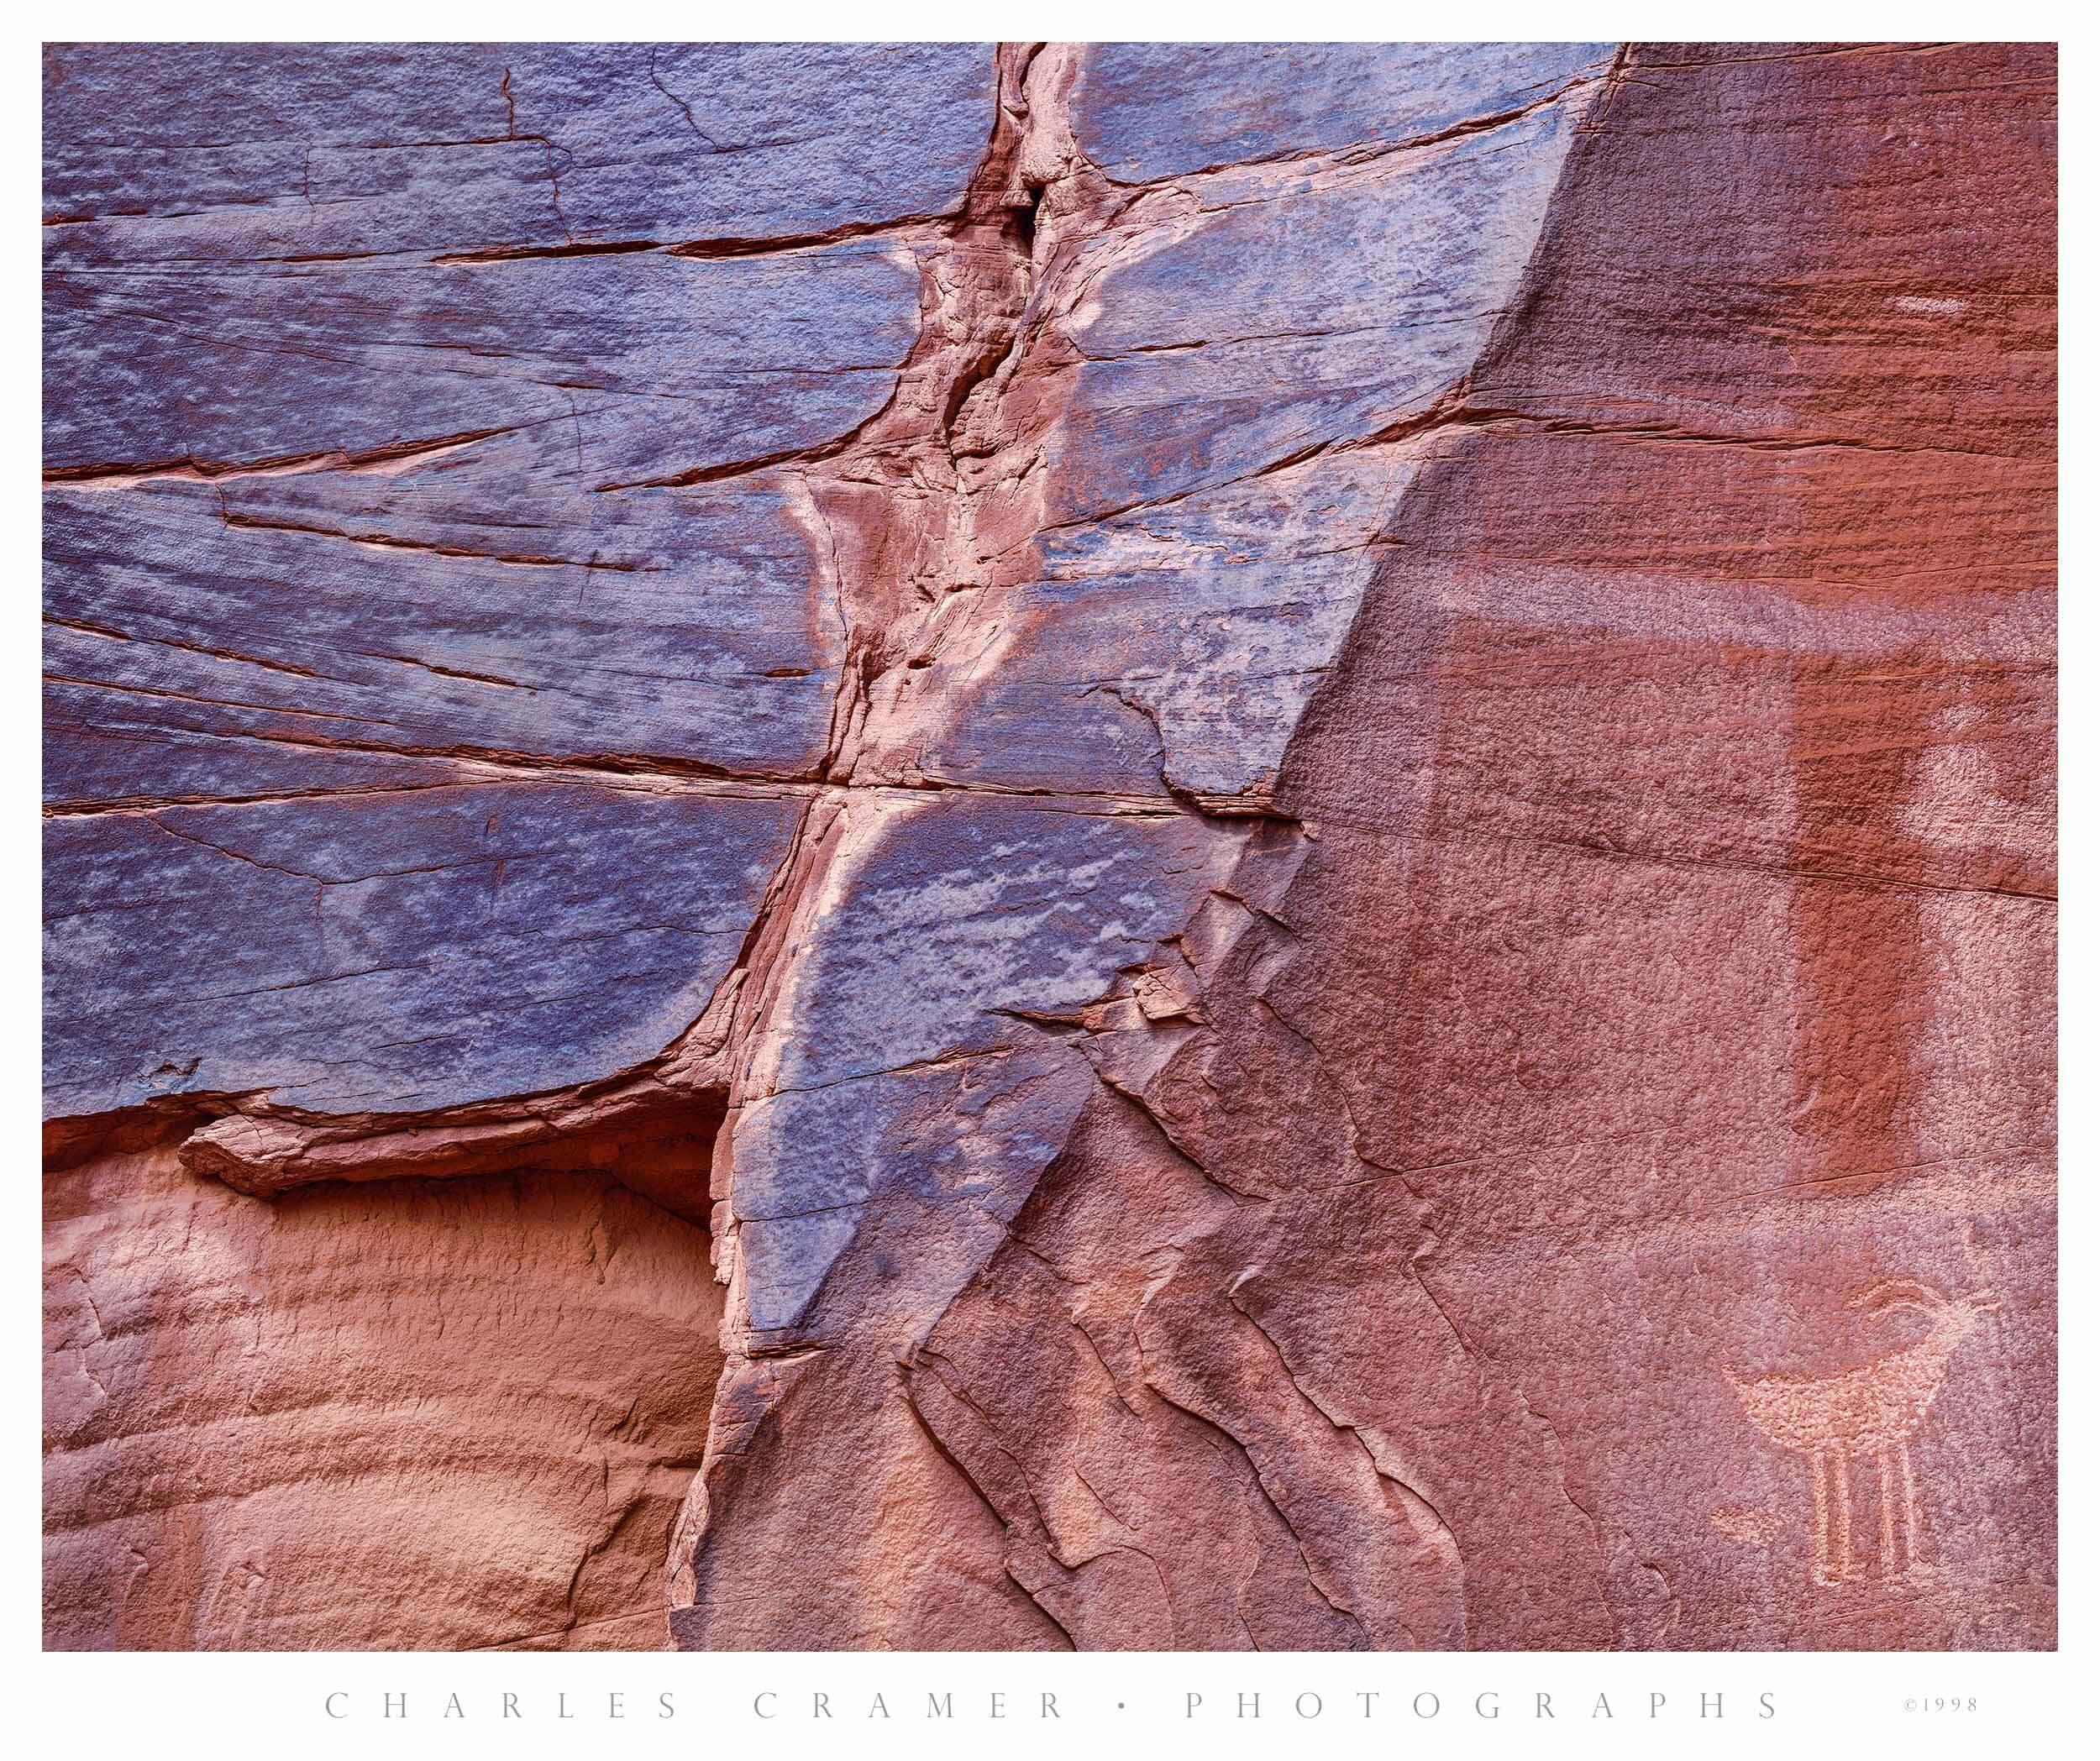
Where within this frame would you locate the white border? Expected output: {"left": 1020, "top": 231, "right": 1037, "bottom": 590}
{"left": 9, "top": 8, "right": 2082, "bottom": 1755}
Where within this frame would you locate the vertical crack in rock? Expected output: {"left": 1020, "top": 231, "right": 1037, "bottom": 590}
{"left": 795, "top": 41, "right": 1102, "bottom": 791}
{"left": 690, "top": 40, "right": 1144, "bottom": 1321}
{"left": 661, "top": 49, "right": 1180, "bottom": 1633}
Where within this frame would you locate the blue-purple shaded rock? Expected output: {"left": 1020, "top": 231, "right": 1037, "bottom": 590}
{"left": 1057, "top": 107, "right": 1584, "bottom": 517}
{"left": 1070, "top": 41, "right": 1612, "bottom": 182}
{"left": 918, "top": 100, "right": 1593, "bottom": 805}
{"left": 43, "top": 50, "right": 935, "bottom": 1132}
{"left": 45, "top": 44, "right": 992, "bottom": 257}
{"left": 732, "top": 1046, "right": 1092, "bottom": 1339}
{"left": 725, "top": 794, "right": 1247, "bottom": 1338}
{"left": 920, "top": 451, "right": 1426, "bottom": 804}
{"left": 45, "top": 242, "right": 917, "bottom": 483}
{"left": 45, "top": 459, "right": 843, "bottom": 801}
{"left": 45, "top": 784, "right": 801, "bottom": 1118}
{"left": 505, "top": 45, "right": 995, "bottom": 245}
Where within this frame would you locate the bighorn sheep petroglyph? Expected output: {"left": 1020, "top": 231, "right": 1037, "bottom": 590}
{"left": 1726, "top": 1280, "right": 2002, "bottom": 1585}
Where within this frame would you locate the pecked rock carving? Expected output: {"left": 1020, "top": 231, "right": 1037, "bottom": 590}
{"left": 1728, "top": 1281, "right": 2003, "bottom": 1586}
{"left": 44, "top": 42, "right": 2055, "bottom": 1651}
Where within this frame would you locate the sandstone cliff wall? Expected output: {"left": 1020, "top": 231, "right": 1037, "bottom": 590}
{"left": 43, "top": 41, "right": 2055, "bottom": 1650}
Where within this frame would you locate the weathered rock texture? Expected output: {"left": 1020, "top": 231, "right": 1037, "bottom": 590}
{"left": 45, "top": 42, "right": 2055, "bottom": 1650}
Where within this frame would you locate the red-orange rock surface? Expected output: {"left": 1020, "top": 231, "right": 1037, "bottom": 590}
{"left": 45, "top": 42, "right": 2055, "bottom": 1650}
{"left": 45, "top": 1139, "right": 722, "bottom": 1649}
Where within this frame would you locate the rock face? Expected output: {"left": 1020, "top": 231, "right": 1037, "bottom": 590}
{"left": 44, "top": 42, "right": 2055, "bottom": 1651}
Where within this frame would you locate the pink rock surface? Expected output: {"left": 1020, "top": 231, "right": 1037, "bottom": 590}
{"left": 45, "top": 1135, "right": 722, "bottom": 1649}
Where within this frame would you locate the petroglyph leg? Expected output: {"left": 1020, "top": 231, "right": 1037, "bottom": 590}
{"left": 1878, "top": 1449, "right": 1899, "bottom": 1580}
{"left": 1809, "top": 1450, "right": 1833, "bottom": 1584}
{"left": 1899, "top": 1442, "right": 1922, "bottom": 1576}
{"left": 1831, "top": 1453, "right": 1855, "bottom": 1582}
